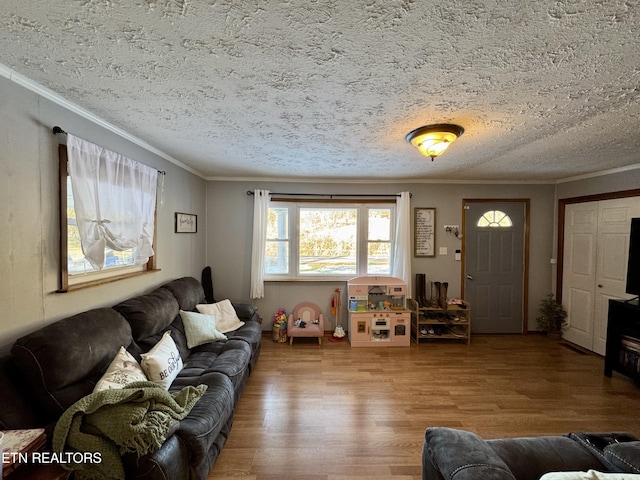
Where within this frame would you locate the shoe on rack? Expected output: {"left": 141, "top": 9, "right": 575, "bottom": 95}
{"left": 448, "top": 326, "right": 467, "bottom": 337}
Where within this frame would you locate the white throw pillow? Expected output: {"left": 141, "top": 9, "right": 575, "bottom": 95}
{"left": 140, "top": 331, "right": 183, "bottom": 389}
{"left": 179, "top": 310, "right": 227, "bottom": 348}
{"left": 196, "top": 300, "right": 245, "bottom": 333}
{"left": 539, "top": 470, "right": 640, "bottom": 480}
{"left": 94, "top": 346, "right": 148, "bottom": 392}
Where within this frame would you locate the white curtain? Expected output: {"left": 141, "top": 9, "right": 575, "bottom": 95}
{"left": 392, "top": 191, "right": 411, "bottom": 297}
{"left": 250, "top": 189, "right": 271, "bottom": 299}
{"left": 67, "top": 134, "right": 158, "bottom": 270}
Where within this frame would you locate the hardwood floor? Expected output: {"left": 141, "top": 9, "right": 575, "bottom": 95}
{"left": 208, "top": 334, "right": 640, "bottom": 479}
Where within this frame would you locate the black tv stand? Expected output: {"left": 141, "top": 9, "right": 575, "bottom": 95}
{"left": 604, "top": 299, "right": 640, "bottom": 385}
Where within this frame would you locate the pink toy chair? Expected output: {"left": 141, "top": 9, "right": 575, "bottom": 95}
{"left": 287, "top": 302, "right": 324, "bottom": 345}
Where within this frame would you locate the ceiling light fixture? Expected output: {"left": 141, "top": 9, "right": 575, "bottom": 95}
{"left": 405, "top": 124, "right": 464, "bottom": 161}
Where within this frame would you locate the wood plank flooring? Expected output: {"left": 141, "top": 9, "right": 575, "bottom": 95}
{"left": 208, "top": 334, "right": 640, "bottom": 480}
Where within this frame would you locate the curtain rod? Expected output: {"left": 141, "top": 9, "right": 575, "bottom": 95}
{"left": 53, "top": 126, "right": 166, "bottom": 175}
{"left": 246, "top": 191, "right": 410, "bottom": 198}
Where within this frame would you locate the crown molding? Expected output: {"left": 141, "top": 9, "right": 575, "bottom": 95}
{"left": 555, "top": 163, "right": 640, "bottom": 183}
{"left": 0, "top": 62, "right": 206, "bottom": 179}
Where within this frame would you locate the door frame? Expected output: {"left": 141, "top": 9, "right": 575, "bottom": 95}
{"left": 461, "top": 198, "right": 531, "bottom": 333}
{"left": 556, "top": 188, "right": 640, "bottom": 304}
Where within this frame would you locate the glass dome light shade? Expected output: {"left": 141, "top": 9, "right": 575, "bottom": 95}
{"left": 406, "top": 124, "right": 464, "bottom": 161}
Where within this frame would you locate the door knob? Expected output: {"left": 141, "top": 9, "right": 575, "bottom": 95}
{"left": 466, "top": 275, "right": 474, "bottom": 280}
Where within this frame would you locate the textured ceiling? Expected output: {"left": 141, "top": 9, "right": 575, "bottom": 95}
{"left": 1, "top": 0, "right": 639, "bottom": 181}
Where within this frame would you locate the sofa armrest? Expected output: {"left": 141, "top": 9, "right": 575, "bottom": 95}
{"left": 123, "top": 434, "right": 190, "bottom": 480}
{"left": 232, "top": 303, "right": 259, "bottom": 323}
{"left": 423, "top": 427, "right": 517, "bottom": 480}
{"left": 0, "top": 355, "right": 45, "bottom": 429}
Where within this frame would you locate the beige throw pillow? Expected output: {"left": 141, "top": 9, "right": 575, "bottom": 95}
{"left": 196, "top": 300, "right": 245, "bottom": 333}
{"left": 94, "top": 346, "right": 148, "bottom": 392}
{"left": 140, "top": 331, "right": 183, "bottom": 389}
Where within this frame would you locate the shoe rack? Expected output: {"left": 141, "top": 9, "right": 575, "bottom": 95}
{"left": 409, "top": 298, "right": 471, "bottom": 346}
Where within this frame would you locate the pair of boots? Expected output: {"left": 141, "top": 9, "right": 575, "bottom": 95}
{"left": 415, "top": 274, "right": 448, "bottom": 309}
{"left": 434, "top": 281, "right": 448, "bottom": 309}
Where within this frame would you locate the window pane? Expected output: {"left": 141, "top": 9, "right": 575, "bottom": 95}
{"left": 299, "top": 208, "right": 357, "bottom": 275}
{"left": 368, "top": 241, "right": 391, "bottom": 274}
{"left": 266, "top": 240, "right": 289, "bottom": 274}
{"left": 266, "top": 207, "right": 289, "bottom": 274}
{"left": 368, "top": 209, "right": 391, "bottom": 241}
{"left": 267, "top": 207, "right": 288, "bottom": 239}
{"left": 368, "top": 208, "right": 391, "bottom": 274}
{"left": 477, "top": 210, "right": 513, "bottom": 228}
{"left": 67, "top": 177, "right": 136, "bottom": 275}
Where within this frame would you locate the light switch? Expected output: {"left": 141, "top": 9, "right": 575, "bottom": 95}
{"left": 439, "top": 247, "right": 448, "bottom": 255}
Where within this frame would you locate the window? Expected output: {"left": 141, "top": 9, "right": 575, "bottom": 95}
{"left": 265, "top": 202, "right": 394, "bottom": 280}
{"left": 477, "top": 210, "right": 513, "bottom": 228}
{"left": 59, "top": 145, "right": 157, "bottom": 291}
{"left": 367, "top": 209, "right": 392, "bottom": 274}
{"left": 66, "top": 176, "right": 139, "bottom": 275}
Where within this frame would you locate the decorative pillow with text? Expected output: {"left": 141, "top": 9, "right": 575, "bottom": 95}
{"left": 140, "top": 331, "right": 183, "bottom": 389}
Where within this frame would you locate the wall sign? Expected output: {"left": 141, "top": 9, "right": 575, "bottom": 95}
{"left": 175, "top": 212, "right": 197, "bottom": 233}
{"left": 414, "top": 208, "right": 436, "bottom": 257}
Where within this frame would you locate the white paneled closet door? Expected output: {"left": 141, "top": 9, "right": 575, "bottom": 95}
{"left": 562, "top": 197, "right": 640, "bottom": 355}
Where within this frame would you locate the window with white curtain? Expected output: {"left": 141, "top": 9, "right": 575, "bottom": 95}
{"left": 265, "top": 201, "right": 394, "bottom": 280}
{"left": 58, "top": 136, "right": 159, "bottom": 291}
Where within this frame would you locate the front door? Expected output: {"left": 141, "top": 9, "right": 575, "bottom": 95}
{"left": 463, "top": 200, "right": 527, "bottom": 333}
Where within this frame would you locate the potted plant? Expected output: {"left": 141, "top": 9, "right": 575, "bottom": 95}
{"left": 536, "top": 293, "right": 568, "bottom": 336}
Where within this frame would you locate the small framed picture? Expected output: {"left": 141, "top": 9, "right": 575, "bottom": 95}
{"left": 175, "top": 212, "right": 197, "bottom": 233}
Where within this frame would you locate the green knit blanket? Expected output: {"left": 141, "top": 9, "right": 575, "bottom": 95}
{"left": 53, "top": 381, "right": 207, "bottom": 480}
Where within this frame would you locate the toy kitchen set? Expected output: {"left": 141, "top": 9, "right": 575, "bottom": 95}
{"left": 347, "top": 275, "right": 410, "bottom": 347}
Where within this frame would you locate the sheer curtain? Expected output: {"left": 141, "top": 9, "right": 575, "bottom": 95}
{"left": 392, "top": 191, "right": 411, "bottom": 297}
{"left": 250, "top": 189, "right": 271, "bottom": 299}
{"left": 67, "top": 134, "right": 158, "bottom": 270}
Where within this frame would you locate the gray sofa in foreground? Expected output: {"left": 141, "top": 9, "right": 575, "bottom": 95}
{"left": 423, "top": 427, "right": 640, "bottom": 480}
{"left": 0, "top": 276, "right": 261, "bottom": 480}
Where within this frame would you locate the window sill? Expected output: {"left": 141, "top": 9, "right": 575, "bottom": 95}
{"left": 265, "top": 276, "right": 353, "bottom": 282}
{"left": 56, "top": 268, "right": 161, "bottom": 293}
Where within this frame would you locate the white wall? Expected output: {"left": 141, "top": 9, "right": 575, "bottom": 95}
{"left": 206, "top": 180, "right": 556, "bottom": 331}
{"left": 0, "top": 76, "right": 208, "bottom": 353}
